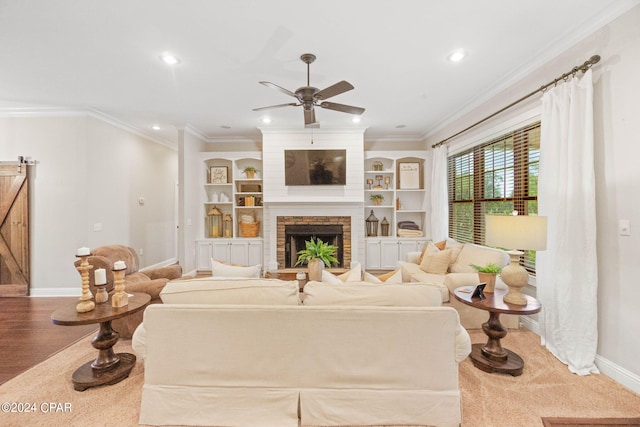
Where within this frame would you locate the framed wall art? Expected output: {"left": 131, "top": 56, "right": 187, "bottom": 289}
{"left": 210, "top": 166, "right": 228, "bottom": 184}
{"left": 398, "top": 162, "right": 420, "bottom": 189}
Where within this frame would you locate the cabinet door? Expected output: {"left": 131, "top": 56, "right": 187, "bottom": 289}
{"left": 196, "top": 241, "right": 213, "bottom": 271}
{"left": 211, "top": 241, "right": 231, "bottom": 264}
{"left": 247, "top": 240, "right": 263, "bottom": 266}
{"left": 380, "top": 240, "right": 400, "bottom": 270}
{"left": 229, "top": 241, "right": 249, "bottom": 265}
{"left": 365, "top": 240, "right": 382, "bottom": 270}
{"left": 397, "top": 240, "right": 419, "bottom": 263}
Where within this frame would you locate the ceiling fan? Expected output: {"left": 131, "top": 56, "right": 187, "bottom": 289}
{"left": 253, "top": 53, "right": 365, "bottom": 126}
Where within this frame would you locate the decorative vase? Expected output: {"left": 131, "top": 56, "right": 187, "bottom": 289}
{"left": 307, "top": 258, "right": 325, "bottom": 282}
{"left": 246, "top": 170, "right": 255, "bottom": 179}
{"left": 373, "top": 198, "right": 382, "bottom": 206}
{"left": 478, "top": 272, "right": 497, "bottom": 293}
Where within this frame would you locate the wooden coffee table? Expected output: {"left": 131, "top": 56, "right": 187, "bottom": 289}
{"left": 454, "top": 286, "right": 541, "bottom": 376}
{"left": 51, "top": 292, "right": 151, "bottom": 391}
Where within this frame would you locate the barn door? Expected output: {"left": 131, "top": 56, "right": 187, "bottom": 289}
{"left": 0, "top": 160, "right": 30, "bottom": 296}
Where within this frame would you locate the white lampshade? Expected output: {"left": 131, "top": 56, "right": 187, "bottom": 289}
{"left": 485, "top": 214, "right": 547, "bottom": 250}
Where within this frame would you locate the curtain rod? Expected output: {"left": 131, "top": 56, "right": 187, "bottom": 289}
{"left": 431, "top": 54, "right": 601, "bottom": 149}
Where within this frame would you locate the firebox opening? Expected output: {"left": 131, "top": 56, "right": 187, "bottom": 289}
{"left": 285, "top": 224, "right": 344, "bottom": 268}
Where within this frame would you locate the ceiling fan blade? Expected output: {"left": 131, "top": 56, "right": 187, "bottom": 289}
{"left": 319, "top": 101, "right": 365, "bottom": 115}
{"left": 259, "top": 81, "right": 298, "bottom": 98}
{"left": 304, "top": 108, "right": 316, "bottom": 125}
{"left": 315, "top": 80, "right": 354, "bottom": 100}
{"left": 252, "top": 103, "right": 298, "bottom": 111}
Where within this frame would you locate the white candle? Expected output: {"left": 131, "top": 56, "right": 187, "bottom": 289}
{"left": 94, "top": 268, "right": 107, "bottom": 285}
{"left": 76, "top": 247, "right": 90, "bottom": 256}
{"left": 113, "top": 260, "right": 126, "bottom": 270}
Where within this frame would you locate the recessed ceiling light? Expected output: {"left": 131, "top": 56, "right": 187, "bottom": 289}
{"left": 352, "top": 117, "right": 361, "bottom": 123}
{"left": 395, "top": 124, "right": 406, "bottom": 129}
{"left": 448, "top": 49, "right": 467, "bottom": 63}
{"left": 262, "top": 117, "right": 271, "bottom": 124}
{"left": 151, "top": 125, "right": 161, "bottom": 131}
{"left": 160, "top": 53, "right": 181, "bottom": 65}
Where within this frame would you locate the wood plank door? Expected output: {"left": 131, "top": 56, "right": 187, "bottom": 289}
{"left": 0, "top": 161, "right": 30, "bottom": 296}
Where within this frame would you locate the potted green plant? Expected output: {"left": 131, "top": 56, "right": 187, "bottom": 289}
{"left": 470, "top": 263, "right": 503, "bottom": 293}
{"left": 243, "top": 166, "right": 257, "bottom": 179}
{"left": 295, "top": 237, "right": 339, "bottom": 281}
{"left": 370, "top": 194, "right": 384, "bottom": 206}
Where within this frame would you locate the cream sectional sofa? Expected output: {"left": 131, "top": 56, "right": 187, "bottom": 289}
{"left": 132, "top": 278, "right": 471, "bottom": 427}
{"left": 398, "top": 239, "right": 520, "bottom": 329}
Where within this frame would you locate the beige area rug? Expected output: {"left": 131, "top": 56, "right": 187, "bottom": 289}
{"left": 0, "top": 330, "right": 639, "bottom": 427}
{"left": 541, "top": 417, "right": 640, "bottom": 426}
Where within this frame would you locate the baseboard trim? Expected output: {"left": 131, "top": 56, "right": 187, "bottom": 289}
{"left": 595, "top": 354, "right": 640, "bottom": 395}
{"left": 30, "top": 288, "right": 81, "bottom": 297}
{"left": 520, "top": 317, "right": 640, "bottom": 394}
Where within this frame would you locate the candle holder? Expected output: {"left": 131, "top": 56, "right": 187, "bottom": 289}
{"left": 384, "top": 176, "right": 391, "bottom": 189}
{"left": 95, "top": 283, "right": 108, "bottom": 304}
{"left": 111, "top": 263, "right": 128, "bottom": 308}
{"left": 75, "top": 254, "right": 95, "bottom": 313}
{"left": 366, "top": 178, "right": 373, "bottom": 190}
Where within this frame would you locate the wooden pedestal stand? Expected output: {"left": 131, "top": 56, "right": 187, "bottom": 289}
{"left": 75, "top": 254, "right": 95, "bottom": 313}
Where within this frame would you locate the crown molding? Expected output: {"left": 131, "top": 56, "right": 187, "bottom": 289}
{"left": 0, "top": 105, "right": 177, "bottom": 150}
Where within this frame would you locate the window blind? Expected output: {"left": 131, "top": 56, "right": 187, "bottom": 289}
{"left": 447, "top": 121, "right": 540, "bottom": 272}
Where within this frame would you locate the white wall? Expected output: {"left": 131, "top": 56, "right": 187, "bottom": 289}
{"left": 0, "top": 114, "right": 178, "bottom": 295}
{"left": 426, "top": 5, "right": 640, "bottom": 391}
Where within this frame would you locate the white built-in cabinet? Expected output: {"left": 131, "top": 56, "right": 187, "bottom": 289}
{"left": 196, "top": 152, "right": 263, "bottom": 271}
{"left": 364, "top": 152, "right": 428, "bottom": 270}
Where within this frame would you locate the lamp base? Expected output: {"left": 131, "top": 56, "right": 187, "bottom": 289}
{"left": 500, "top": 251, "right": 528, "bottom": 305}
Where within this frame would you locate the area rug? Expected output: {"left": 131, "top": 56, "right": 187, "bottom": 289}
{"left": 1, "top": 330, "right": 639, "bottom": 426}
{"left": 542, "top": 417, "right": 640, "bottom": 426}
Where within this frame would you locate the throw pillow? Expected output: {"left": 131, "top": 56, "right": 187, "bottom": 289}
{"left": 419, "top": 249, "right": 451, "bottom": 275}
{"left": 322, "top": 262, "right": 362, "bottom": 283}
{"left": 303, "top": 282, "right": 442, "bottom": 307}
{"left": 210, "top": 259, "right": 262, "bottom": 278}
{"left": 362, "top": 269, "right": 403, "bottom": 284}
{"left": 434, "top": 240, "right": 447, "bottom": 250}
{"left": 160, "top": 278, "right": 300, "bottom": 305}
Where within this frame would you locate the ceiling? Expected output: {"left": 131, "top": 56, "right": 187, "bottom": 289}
{"left": 0, "top": 0, "right": 635, "bottom": 147}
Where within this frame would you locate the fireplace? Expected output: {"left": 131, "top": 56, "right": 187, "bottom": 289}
{"left": 285, "top": 224, "right": 344, "bottom": 268}
{"left": 276, "top": 216, "right": 351, "bottom": 269}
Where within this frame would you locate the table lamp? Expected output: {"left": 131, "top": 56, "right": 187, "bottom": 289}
{"left": 485, "top": 213, "right": 547, "bottom": 305}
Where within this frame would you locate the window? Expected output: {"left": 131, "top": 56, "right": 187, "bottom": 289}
{"left": 448, "top": 122, "right": 540, "bottom": 272}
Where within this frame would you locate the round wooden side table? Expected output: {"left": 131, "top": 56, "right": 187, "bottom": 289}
{"left": 454, "top": 286, "right": 541, "bottom": 376}
{"left": 51, "top": 292, "right": 151, "bottom": 391}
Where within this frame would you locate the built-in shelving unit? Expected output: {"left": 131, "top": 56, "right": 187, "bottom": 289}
{"left": 197, "top": 152, "right": 264, "bottom": 270}
{"left": 363, "top": 152, "right": 429, "bottom": 270}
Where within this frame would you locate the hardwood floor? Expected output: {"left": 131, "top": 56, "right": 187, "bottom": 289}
{"left": 0, "top": 297, "right": 98, "bottom": 385}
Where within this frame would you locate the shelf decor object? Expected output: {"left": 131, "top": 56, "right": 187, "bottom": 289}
{"left": 399, "top": 162, "right": 420, "bottom": 189}
{"left": 366, "top": 210, "right": 379, "bottom": 237}
{"left": 223, "top": 214, "right": 233, "bottom": 237}
{"left": 374, "top": 175, "right": 383, "bottom": 189}
{"left": 210, "top": 166, "right": 228, "bottom": 184}
{"left": 380, "top": 217, "right": 390, "bottom": 236}
{"left": 207, "top": 206, "right": 223, "bottom": 238}
{"left": 384, "top": 176, "right": 391, "bottom": 189}
{"left": 366, "top": 178, "right": 373, "bottom": 189}
{"left": 485, "top": 213, "right": 547, "bottom": 305}
{"left": 372, "top": 161, "right": 384, "bottom": 171}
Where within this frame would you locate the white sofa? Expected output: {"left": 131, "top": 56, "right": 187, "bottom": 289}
{"left": 132, "top": 278, "right": 471, "bottom": 427}
{"left": 398, "top": 239, "right": 520, "bottom": 329}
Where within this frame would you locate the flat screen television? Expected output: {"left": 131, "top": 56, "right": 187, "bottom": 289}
{"left": 284, "top": 149, "right": 346, "bottom": 186}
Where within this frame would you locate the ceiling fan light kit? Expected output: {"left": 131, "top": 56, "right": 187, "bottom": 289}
{"left": 253, "top": 53, "right": 365, "bottom": 127}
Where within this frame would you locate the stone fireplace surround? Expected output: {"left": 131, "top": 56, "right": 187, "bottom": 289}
{"left": 276, "top": 216, "right": 351, "bottom": 269}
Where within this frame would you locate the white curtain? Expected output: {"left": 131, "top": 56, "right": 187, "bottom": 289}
{"left": 537, "top": 69, "right": 599, "bottom": 375}
{"left": 430, "top": 144, "right": 449, "bottom": 241}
